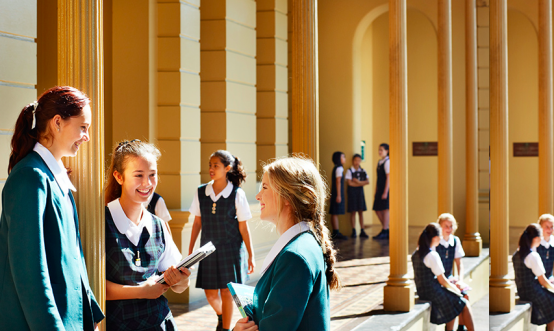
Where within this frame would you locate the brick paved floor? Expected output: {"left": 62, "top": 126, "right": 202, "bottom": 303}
{"left": 170, "top": 225, "right": 423, "bottom": 330}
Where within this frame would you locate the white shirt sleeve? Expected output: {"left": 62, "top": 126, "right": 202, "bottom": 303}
{"left": 189, "top": 188, "right": 201, "bottom": 217}
{"left": 335, "top": 166, "right": 343, "bottom": 178}
{"left": 524, "top": 251, "right": 546, "bottom": 277}
{"left": 454, "top": 236, "right": 465, "bottom": 259}
{"left": 154, "top": 197, "right": 172, "bottom": 222}
{"left": 235, "top": 188, "right": 252, "bottom": 222}
{"left": 384, "top": 159, "right": 390, "bottom": 174}
{"left": 423, "top": 251, "right": 446, "bottom": 276}
{"left": 157, "top": 218, "right": 183, "bottom": 272}
{"left": 345, "top": 169, "right": 352, "bottom": 180}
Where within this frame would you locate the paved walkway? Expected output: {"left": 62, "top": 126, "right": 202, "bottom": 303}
{"left": 170, "top": 225, "right": 422, "bottom": 330}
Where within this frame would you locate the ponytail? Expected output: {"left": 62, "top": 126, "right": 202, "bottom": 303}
{"left": 519, "top": 223, "right": 542, "bottom": 260}
{"left": 8, "top": 86, "right": 90, "bottom": 173}
{"left": 210, "top": 150, "right": 247, "bottom": 187}
{"left": 418, "top": 223, "right": 441, "bottom": 259}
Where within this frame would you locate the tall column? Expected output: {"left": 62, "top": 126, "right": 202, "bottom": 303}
{"left": 463, "top": 0, "right": 483, "bottom": 257}
{"left": 291, "top": 0, "right": 319, "bottom": 166}
{"left": 539, "top": 0, "right": 554, "bottom": 215}
{"left": 489, "top": 0, "right": 514, "bottom": 313}
{"left": 156, "top": 0, "right": 201, "bottom": 303}
{"left": 200, "top": 0, "right": 257, "bottom": 196}
{"left": 57, "top": 0, "right": 105, "bottom": 315}
{"left": 438, "top": 0, "right": 453, "bottom": 214}
{"left": 384, "top": 0, "right": 414, "bottom": 312}
{"left": 257, "top": 0, "right": 289, "bottom": 174}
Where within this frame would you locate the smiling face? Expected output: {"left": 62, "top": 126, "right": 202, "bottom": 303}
{"left": 256, "top": 172, "right": 279, "bottom": 224}
{"left": 541, "top": 220, "right": 554, "bottom": 239}
{"left": 115, "top": 155, "right": 158, "bottom": 205}
{"left": 209, "top": 156, "right": 230, "bottom": 181}
{"left": 440, "top": 220, "right": 453, "bottom": 239}
{"left": 57, "top": 104, "right": 91, "bottom": 157}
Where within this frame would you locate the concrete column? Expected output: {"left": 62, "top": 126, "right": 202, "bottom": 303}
{"left": 57, "top": 0, "right": 106, "bottom": 316}
{"left": 383, "top": 0, "right": 414, "bottom": 313}
{"left": 200, "top": 0, "right": 257, "bottom": 196}
{"left": 257, "top": 0, "right": 289, "bottom": 173}
{"left": 438, "top": 0, "right": 453, "bottom": 214}
{"left": 291, "top": 0, "right": 319, "bottom": 166}
{"left": 463, "top": 0, "right": 483, "bottom": 257}
{"left": 489, "top": 0, "right": 515, "bottom": 313}
{"left": 539, "top": 0, "right": 554, "bottom": 215}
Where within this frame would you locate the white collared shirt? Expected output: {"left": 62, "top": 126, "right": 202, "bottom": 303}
{"left": 541, "top": 236, "right": 554, "bottom": 249}
{"left": 378, "top": 156, "right": 390, "bottom": 174}
{"left": 144, "top": 194, "right": 172, "bottom": 222}
{"left": 33, "top": 143, "right": 76, "bottom": 216}
{"left": 431, "top": 235, "right": 465, "bottom": 259}
{"left": 260, "top": 221, "right": 311, "bottom": 275}
{"left": 344, "top": 166, "right": 368, "bottom": 181}
{"left": 422, "top": 250, "right": 446, "bottom": 276}
{"left": 189, "top": 180, "right": 252, "bottom": 222}
{"left": 108, "top": 199, "right": 182, "bottom": 271}
{"left": 335, "top": 166, "right": 343, "bottom": 178}
{"left": 524, "top": 251, "right": 547, "bottom": 277}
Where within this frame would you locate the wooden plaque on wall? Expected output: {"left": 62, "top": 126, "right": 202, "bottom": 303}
{"left": 413, "top": 142, "right": 438, "bottom": 156}
{"left": 513, "top": 142, "right": 538, "bottom": 157}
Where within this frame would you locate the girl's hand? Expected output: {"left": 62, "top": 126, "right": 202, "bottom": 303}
{"left": 163, "top": 266, "right": 191, "bottom": 287}
{"left": 248, "top": 257, "right": 255, "bottom": 275}
{"left": 381, "top": 192, "right": 388, "bottom": 200}
{"left": 336, "top": 196, "right": 341, "bottom": 204}
{"left": 140, "top": 277, "right": 170, "bottom": 299}
{"left": 233, "top": 317, "right": 258, "bottom": 331}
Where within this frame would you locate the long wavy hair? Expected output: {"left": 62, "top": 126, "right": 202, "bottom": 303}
{"left": 263, "top": 156, "right": 342, "bottom": 290}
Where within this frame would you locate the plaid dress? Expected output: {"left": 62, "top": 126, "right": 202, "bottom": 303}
{"left": 196, "top": 184, "right": 249, "bottom": 289}
{"left": 412, "top": 250, "right": 467, "bottom": 325}
{"left": 347, "top": 168, "right": 367, "bottom": 212}
{"left": 329, "top": 166, "right": 345, "bottom": 215}
{"left": 105, "top": 207, "right": 177, "bottom": 331}
{"left": 372, "top": 158, "right": 390, "bottom": 211}
{"left": 435, "top": 236, "right": 458, "bottom": 278}
{"left": 536, "top": 244, "right": 554, "bottom": 279}
{"left": 513, "top": 250, "right": 554, "bottom": 325}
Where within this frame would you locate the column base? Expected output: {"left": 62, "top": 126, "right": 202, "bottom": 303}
{"left": 462, "top": 237, "right": 482, "bottom": 257}
{"left": 489, "top": 285, "right": 515, "bottom": 313}
{"left": 384, "top": 284, "right": 414, "bottom": 312}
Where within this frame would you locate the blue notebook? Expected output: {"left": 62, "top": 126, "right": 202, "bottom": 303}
{"left": 227, "top": 282, "right": 255, "bottom": 320}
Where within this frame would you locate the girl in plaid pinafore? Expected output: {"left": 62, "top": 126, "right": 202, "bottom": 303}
{"left": 104, "top": 140, "right": 191, "bottom": 331}
{"left": 537, "top": 214, "right": 554, "bottom": 280}
{"left": 513, "top": 224, "right": 554, "bottom": 328}
{"left": 412, "top": 223, "right": 475, "bottom": 331}
{"left": 189, "top": 150, "right": 255, "bottom": 331}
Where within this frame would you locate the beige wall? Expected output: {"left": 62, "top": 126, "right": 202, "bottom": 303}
{"left": 508, "top": 8, "right": 539, "bottom": 227}
{"left": 0, "top": 0, "right": 38, "bottom": 214}
{"left": 319, "top": 0, "right": 483, "bottom": 241}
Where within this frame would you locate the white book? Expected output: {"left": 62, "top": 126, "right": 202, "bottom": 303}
{"left": 155, "top": 242, "right": 216, "bottom": 284}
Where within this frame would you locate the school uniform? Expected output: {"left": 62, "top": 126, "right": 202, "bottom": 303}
{"left": 434, "top": 235, "right": 465, "bottom": 278}
{"left": 189, "top": 180, "right": 252, "bottom": 289}
{"left": 0, "top": 143, "right": 104, "bottom": 330}
{"left": 412, "top": 249, "right": 467, "bottom": 325}
{"left": 253, "top": 222, "right": 330, "bottom": 331}
{"left": 329, "top": 165, "right": 345, "bottom": 215}
{"left": 372, "top": 157, "right": 390, "bottom": 211}
{"left": 105, "top": 198, "right": 182, "bottom": 331}
{"left": 345, "top": 166, "right": 368, "bottom": 212}
{"left": 535, "top": 236, "right": 554, "bottom": 279}
{"left": 146, "top": 192, "right": 172, "bottom": 223}
{"left": 513, "top": 250, "right": 554, "bottom": 325}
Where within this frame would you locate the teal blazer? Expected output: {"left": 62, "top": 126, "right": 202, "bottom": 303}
{"left": 0, "top": 152, "right": 104, "bottom": 330}
{"left": 253, "top": 232, "right": 330, "bottom": 331}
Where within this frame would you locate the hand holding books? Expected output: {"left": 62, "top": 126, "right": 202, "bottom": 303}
{"left": 155, "top": 242, "right": 216, "bottom": 284}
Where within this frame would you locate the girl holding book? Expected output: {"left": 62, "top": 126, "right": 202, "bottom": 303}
{"left": 104, "top": 140, "right": 191, "bottom": 331}
{"left": 234, "top": 156, "right": 341, "bottom": 331}
{"left": 513, "top": 224, "right": 554, "bottom": 330}
{"left": 412, "top": 223, "right": 475, "bottom": 331}
{"left": 189, "top": 150, "right": 255, "bottom": 331}
{"left": 0, "top": 86, "right": 104, "bottom": 330}
{"left": 536, "top": 214, "right": 554, "bottom": 281}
